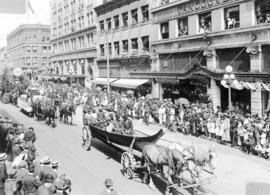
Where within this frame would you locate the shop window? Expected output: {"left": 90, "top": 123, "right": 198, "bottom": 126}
{"left": 114, "top": 15, "right": 119, "bottom": 29}
{"left": 114, "top": 41, "right": 120, "bottom": 55}
{"left": 198, "top": 12, "right": 212, "bottom": 33}
{"left": 131, "top": 9, "right": 138, "bottom": 25}
{"left": 141, "top": 5, "right": 149, "bottom": 22}
{"left": 256, "top": 0, "right": 270, "bottom": 24}
{"left": 160, "top": 22, "right": 169, "bottom": 39}
{"left": 122, "top": 12, "right": 128, "bottom": 28}
{"left": 106, "top": 18, "right": 111, "bottom": 31}
{"left": 108, "top": 43, "right": 112, "bottom": 55}
{"left": 100, "top": 20, "right": 104, "bottom": 33}
{"left": 131, "top": 38, "right": 138, "bottom": 54}
{"left": 122, "top": 40, "right": 128, "bottom": 54}
{"left": 100, "top": 44, "right": 105, "bottom": 56}
{"left": 178, "top": 17, "right": 188, "bottom": 36}
{"left": 141, "top": 36, "right": 149, "bottom": 51}
{"left": 224, "top": 6, "right": 240, "bottom": 29}
{"left": 160, "top": 0, "right": 169, "bottom": 5}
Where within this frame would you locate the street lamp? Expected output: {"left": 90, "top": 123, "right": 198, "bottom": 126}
{"left": 222, "top": 65, "right": 235, "bottom": 118}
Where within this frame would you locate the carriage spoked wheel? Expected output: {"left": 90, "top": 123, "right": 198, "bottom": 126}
{"left": 82, "top": 126, "right": 92, "bottom": 151}
{"left": 121, "top": 152, "right": 136, "bottom": 179}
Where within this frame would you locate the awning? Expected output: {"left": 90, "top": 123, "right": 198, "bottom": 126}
{"left": 92, "top": 77, "right": 118, "bottom": 85}
{"left": 111, "top": 79, "right": 149, "bottom": 89}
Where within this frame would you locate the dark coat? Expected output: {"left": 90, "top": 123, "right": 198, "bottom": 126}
{"left": 0, "top": 161, "right": 7, "bottom": 190}
{"left": 22, "top": 173, "right": 41, "bottom": 194}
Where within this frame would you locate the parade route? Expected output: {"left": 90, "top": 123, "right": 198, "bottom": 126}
{"left": 1, "top": 102, "right": 270, "bottom": 195}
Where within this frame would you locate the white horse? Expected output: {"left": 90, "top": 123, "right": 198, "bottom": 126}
{"left": 168, "top": 142, "right": 217, "bottom": 175}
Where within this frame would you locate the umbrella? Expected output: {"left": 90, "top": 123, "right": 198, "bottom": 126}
{"left": 145, "top": 94, "right": 153, "bottom": 99}
{"left": 176, "top": 98, "right": 189, "bottom": 105}
{"left": 126, "top": 90, "right": 134, "bottom": 95}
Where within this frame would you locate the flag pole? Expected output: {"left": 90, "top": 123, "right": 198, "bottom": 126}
{"left": 26, "top": 0, "right": 29, "bottom": 24}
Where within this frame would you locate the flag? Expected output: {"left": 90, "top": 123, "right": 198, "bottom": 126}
{"left": 0, "top": 0, "right": 26, "bottom": 14}
{"left": 28, "top": 0, "right": 34, "bottom": 14}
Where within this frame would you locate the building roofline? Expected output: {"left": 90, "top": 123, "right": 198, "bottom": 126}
{"left": 7, "top": 24, "right": 50, "bottom": 39}
{"left": 94, "top": 0, "right": 139, "bottom": 16}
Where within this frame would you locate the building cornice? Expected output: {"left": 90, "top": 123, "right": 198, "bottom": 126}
{"left": 50, "top": 25, "right": 96, "bottom": 42}
{"left": 94, "top": 0, "right": 139, "bottom": 16}
{"left": 50, "top": 47, "right": 97, "bottom": 58}
{"left": 130, "top": 64, "right": 270, "bottom": 82}
{"left": 151, "top": 24, "right": 270, "bottom": 49}
{"left": 7, "top": 24, "right": 50, "bottom": 39}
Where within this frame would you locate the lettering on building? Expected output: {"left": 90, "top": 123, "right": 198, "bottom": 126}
{"left": 177, "top": 0, "right": 238, "bottom": 15}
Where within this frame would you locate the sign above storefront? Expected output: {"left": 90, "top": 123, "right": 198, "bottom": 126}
{"left": 177, "top": 0, "right": 240, "bottom": 16}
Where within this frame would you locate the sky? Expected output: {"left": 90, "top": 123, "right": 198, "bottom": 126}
{"left": 0, "top": 0, "right": 50, "bottom": 48}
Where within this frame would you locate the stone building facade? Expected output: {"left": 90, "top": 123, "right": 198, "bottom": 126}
{"left": 94, "top": 0, "right": 152, "bottom": 89}
{"left": 7, "top": 24, "right": 51, "bottom": 79}
{"left": 49, "top": 0, "right": 102, "bottom": 87}
{"left": 131, "top": 0, "right": 270, "bottom": 115}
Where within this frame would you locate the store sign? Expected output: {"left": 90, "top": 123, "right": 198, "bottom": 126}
{"left": 177, "top": 0, "right": 239, "bottom": 15}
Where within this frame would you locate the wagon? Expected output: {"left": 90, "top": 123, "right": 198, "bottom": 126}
{"left": 82, "top": 123, "right": 215, "bottom": 195}
{"left": 82, "top": 123, "right": 164, "bottom": 179}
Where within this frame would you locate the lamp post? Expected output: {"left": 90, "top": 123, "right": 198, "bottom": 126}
{"left": 222, "top": 65, "right": 235, "bottom": 119}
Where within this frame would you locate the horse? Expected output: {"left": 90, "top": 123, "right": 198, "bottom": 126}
{"left": 168, "top": 142, "right": 217, "bottom": 175}
{"left": 60, "top": 103, "right": 75, "bottom": 125}
{"left": 141, "top": 144, "right": 187, "bottom": 191}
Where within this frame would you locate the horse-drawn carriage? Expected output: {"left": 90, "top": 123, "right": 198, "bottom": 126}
{"left": 82, "top": 123, "right": 217, "bottom": 195}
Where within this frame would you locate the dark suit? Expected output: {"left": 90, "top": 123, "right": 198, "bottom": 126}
{"left": 22, "top": 173, "right": 41, "bottom": 194}
{"left": 0, "top": 161, "right": 7, "bottom": 195}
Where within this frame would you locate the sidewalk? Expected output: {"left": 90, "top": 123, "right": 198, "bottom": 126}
{"left": 74, "top": 105, "right": 270, "bottom": 165}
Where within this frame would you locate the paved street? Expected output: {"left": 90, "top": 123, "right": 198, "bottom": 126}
{"left": 1, "top": 103, "right": 270, "bottom": 195}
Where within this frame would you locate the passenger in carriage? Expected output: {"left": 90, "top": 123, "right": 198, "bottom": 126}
{"left": 97, "top": 107, "right": 106, "bottom": 122}
{"left": 122, "top": 115, "right": 134, "bottom": 135}
{"left": 112, "top": 115, "right": 124, "bottom": 134}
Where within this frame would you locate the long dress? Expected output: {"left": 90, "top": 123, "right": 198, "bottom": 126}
{"left": 222, "top": 118, "right": 231, "bottom": 142}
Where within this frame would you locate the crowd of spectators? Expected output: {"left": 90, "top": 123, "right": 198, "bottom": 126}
{"left": 83, "top": 89, "right": 270, "bottom": 159}
{"left": 0, "top": 115, "right": 72, "bottom": 195}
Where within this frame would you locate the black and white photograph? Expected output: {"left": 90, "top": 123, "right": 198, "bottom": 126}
{"left": 0, "top": 0, "right": 270, "bottom": 194}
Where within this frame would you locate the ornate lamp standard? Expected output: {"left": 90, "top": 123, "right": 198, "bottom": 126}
{"left": 221, "top": 65, "right": 235, "bottom": 119}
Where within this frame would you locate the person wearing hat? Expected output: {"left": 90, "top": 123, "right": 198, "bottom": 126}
{"left": 100, "top": 178, "right": 118, "bottom": 195}
{"left": 37, "top": 174, "right": 55, "bottom": 195}
{"left": 266, "top": 13, "right": 270, "bottom": 23}
{"left": 51, "top": 161, "right": 60, "bottom": 178}
{"left": 122, "top": 115, "right": 134, "bottom": 135}
{"left": 38, "top": 157, "right": 57, "bottom": 184}
{"left": 4, "top": 168, "right": 18, "bottom": 195}
{"left": 54, "top": 179, "right": 66, "bottom": 195}
{"left": 0, "top": 153, "right": 7, "bottom": 195}
{"left": 15, "top": 160, "right": 29, "bottom": 186}
{"left": 22, "top": 163, "right": 41, "bottom": 195}
{"left": 24, "top": 127, "right": 36, "bottom": 143}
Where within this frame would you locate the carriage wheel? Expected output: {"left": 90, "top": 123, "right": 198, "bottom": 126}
{"left": 121, "top": 152, "right": 136, "bottom": 179}
{"left": 82, "top": 126, "right": 91, "bottom": 151}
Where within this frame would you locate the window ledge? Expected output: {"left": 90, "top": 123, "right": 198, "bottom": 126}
{"left": 152, "top": 23, "right": 270, "bottom": 45}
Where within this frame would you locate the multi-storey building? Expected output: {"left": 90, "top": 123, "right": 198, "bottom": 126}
{"left": 49, "top": 0, "right": 102, "bottom": 87}
{"left": 6, "top": 24, "right": 51, "bottom": 79}
{"left": 94, "top": 0, "right": 152, "bottom": 91}
{"left": 130, "top": 0, "right": 270, "bottom": 115}
{"left": 0, "top": 47, "right": 8, "bottom": 73}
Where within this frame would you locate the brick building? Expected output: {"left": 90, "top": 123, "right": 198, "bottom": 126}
{"left": 94, "top": 0, "right": 152, "bottom": 91}
{"left": 130, "top": 0, "right": 270, "bottom": 115}
{"left": 7, "top": 24, "right": 51, "bottom": 79}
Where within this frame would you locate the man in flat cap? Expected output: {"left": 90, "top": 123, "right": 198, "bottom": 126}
{"left": 100, "top": 178, "right": 118, "bottom": 195}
